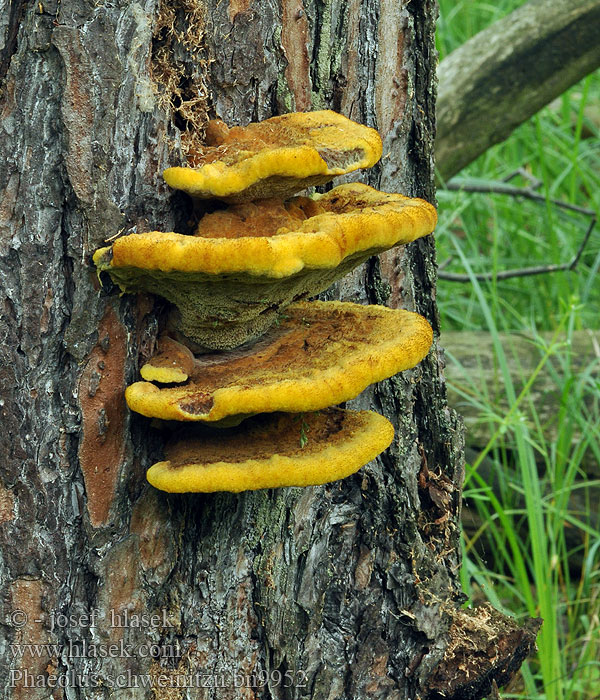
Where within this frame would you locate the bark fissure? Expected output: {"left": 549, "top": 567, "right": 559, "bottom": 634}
{"left": 0, "top": 0, "right": 28, "bottom": 88}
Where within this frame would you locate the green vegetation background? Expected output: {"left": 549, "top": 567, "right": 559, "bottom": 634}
{"left": 436, "top": 1, "right": 600, "bottom": 698}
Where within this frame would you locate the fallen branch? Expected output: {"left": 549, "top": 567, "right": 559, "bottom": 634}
{"left": 441, "top": 329, "right": 600, "bottom": 474}
{"left": 438, "top": 217, "right": 596, "bottom": 282}
{"left": 436, "top": 0, "right": 600, "bottom": 181}
{"left": 442, "top": 177, "right": 597, "bottom": 218}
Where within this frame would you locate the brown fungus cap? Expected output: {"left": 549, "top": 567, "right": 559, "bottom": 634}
{"left": 163, "top": 110, "right": 383, "bottom": 202}
{"left": 93, "top": 183, "right": 437, "bottom": 351}
{"left": 139, "top": 336, "right": 195, "bottom": 384}
{"left": 126, "top": 300, "right": 433, "bottom": 422}
{"left": 146, "top": 408, "right": 394, "bottom": 493}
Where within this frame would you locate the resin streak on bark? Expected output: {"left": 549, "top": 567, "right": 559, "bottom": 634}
{"left": 338, "top": 0, "right": 362, "bottom": 120}
{"left": 9, "top": 579, "right": 51, "bottom": 700}
{"left": 375, "top": 0, "right": 407, "bottom": 136}
{"left": 78, "top": 305, "right": 128, "bottom": 527}
{"left": 281, "top": 0, "right": 312, "bottom": 110}
{"left": 0, "top": 481, "right": 15, "bottom": 522}
{"left": 53, "top": 26, "right": 95, "bottom": 205}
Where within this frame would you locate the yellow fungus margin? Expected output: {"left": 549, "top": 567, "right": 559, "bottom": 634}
{"left": 163, "top": 110, "right": 383, "bottom": 202}
{"left": 125, "top": 301, "right": 433, "bottom": 422}
{"left": 146, "top": 408, "right": 394, "bottom": 493}
{"left": 93, "top": 183, "right": 437, "bottom": 278}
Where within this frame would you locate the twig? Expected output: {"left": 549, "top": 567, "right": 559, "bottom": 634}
{"left": 503, "top": 168, "right": 542, "bottom": 190}
{"left": 438, "top": 218, "right": 596, "bottom": 283}
{"left": 438, "top": 175, "right": 597, "bottom": 283}
{"left": 438, "top": 256, "right": 453, "bottom": 271}
{"left": 442, "top": 177, "right": 596, "bottom": 217}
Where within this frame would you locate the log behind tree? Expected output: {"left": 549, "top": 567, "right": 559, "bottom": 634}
{"left": 442, "top": 330, "right": 600, "bottom": 475}
{"left": 436, "top": 0, "right": 600, "bottom": 181}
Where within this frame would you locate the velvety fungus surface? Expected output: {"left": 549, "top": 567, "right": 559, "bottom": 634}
{"left": 163, "top": 110, "right": 383, "bottom": 202}
{"left": 146, "top": 408, "right": 395, "bottom": 492}
{"left": 126, "top": 300, "right": 433, "bottom": 422}
{"left": 93, "top": 184, "right": 437, "bottom": 350}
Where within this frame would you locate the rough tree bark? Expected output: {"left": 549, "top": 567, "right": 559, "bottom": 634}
{"left": 436, "top": 0, "right": 600, "bottom": 181}
{"left": 0, "top": 1, "right": 539, "bottom": 699}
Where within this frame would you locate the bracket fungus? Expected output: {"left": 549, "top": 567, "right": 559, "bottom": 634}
{"left": 163, "top": 110, "right": 383, "bottom": 202}
{"left": 126, "top": 300, "right": 433, "bottom": 423}
{"left": 93, "top": 183, "right": 437, "bottom": 350}
{"left": 92, "top": 110, "right": 439, "bottom": 494}
{"left": 145, "top": 408, "right": 395, "bottom": 493}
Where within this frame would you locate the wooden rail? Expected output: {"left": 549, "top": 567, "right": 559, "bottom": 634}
{"left": 441, "top": 330, "right": 600, "bottom": 475}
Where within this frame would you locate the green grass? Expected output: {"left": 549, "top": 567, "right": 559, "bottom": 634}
{"left": 436, "top": 2, "right": 600, "bottom": 699}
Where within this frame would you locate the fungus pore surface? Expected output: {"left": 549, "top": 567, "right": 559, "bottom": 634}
{"left": 146, "top": 408, "right": 394, "bottom": 492}
{"left": 93, "top": 183, "right": 437, "bottom": 350}
{"left": 163, "top": 110, "right": 383, "bottom": 202}
{"left": 125, "top": 300, "right": 433, "bottom": 422}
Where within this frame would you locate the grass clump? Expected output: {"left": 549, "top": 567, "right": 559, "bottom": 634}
{"left": 436, "top": 2, "right": 600, "bottom": 699}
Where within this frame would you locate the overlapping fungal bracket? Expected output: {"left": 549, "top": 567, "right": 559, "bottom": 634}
{"left": 126, "top": 301, "right": 433, "bottom": 423}
{"left": 93, "top": 183, "right": 437, "bottom": 350}
{"left": 146, "top": 408, "right": 395, "bottom": 493}
{"left": 94, "top": 110, "right": 438, "bottom": 492}
{"left": 163, "top": 110, "right": 383, "bottom": 202}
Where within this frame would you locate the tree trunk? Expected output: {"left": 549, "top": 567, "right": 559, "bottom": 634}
{"left": 0, "top": 1, "right": 538, "bottom": 698}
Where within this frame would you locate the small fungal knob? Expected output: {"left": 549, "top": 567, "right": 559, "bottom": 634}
{"left": 204, "top": 119, "right": 230, "bottom": 145}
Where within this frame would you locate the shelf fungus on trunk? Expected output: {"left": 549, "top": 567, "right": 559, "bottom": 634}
{"left": 163, "top": 110, "right": 383, "bottom": 203}
{"left": 92, "top": 183, "right": 437, "bottom": 350}
{"left": 125, "top": 300, "right": 433, "bottom": 423}
{"left": 146, "top": 408, "right": 395, "bottom": 493}
{"left": 139, "top": 336, "right": 196, "bottom": 384}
